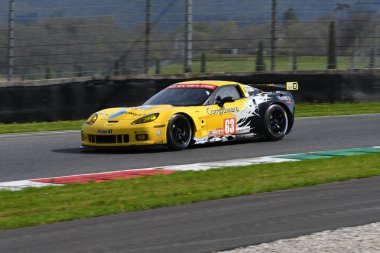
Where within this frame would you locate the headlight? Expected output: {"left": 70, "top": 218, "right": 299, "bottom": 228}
{"left": 86, "top": 113, "right": 98, "bottom": 125}
{"left": 131, "top": 113, "right": 159, "bottom": 125}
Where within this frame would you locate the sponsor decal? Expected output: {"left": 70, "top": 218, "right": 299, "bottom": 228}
{"left": 236, "top": 126, "right": 251, "bottom": 134}
{"left": 279, "top": 96, "right": 290, "bottom": 101}
{"left": 169, "top": 84, "right": 217, "bottom": 90}
{"left": 209, "top": 128, "right": 224, "bottom": 137}
{"left": 279, "top": 96, "right": 293, "bottom": 104}
{"left": 206, "top": 106, "right": 239, "bottom": 116}
{"left": 126, "top": 111, "right": 142, "bottom": 116}
{"left": 134, "top": 130, "right": 148, "bottom": 134}
{"left": 134, "top": 105, "right": 155, "bottom": 111}
{"left": 224, "top": 118, "right": 236, "bottom": 135}
{"left": 157, "top": 130, "right": 161, "bottom": 137}
{"left": 286, "top": 81, "right": 298, "bottom": 90}
{"left": 209, "top": 137, "right": 223, "bottom": 142}
{"left": 193, "top": 136, "right": 209, "bottom": 144}
{"left": 97, "top": 129, "right": 112, "bottom": 134}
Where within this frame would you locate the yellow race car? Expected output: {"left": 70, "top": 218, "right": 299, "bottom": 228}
{"left": 81, "top": 80, "right": 297, "bottom": 150}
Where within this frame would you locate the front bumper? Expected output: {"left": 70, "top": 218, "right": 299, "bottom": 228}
{"left": 81, "top": 121, "right": 167, "bottom": 147}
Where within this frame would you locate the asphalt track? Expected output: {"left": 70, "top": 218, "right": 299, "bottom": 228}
{"left": 0, "top": 114, "right": 380, "bottom": 252}
{"left": 0, "top": 114, "right": 379, "bottom": 181}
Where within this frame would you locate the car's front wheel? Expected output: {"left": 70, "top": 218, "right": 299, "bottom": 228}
{"left": 167, "top": 114, "right": 192, "bottom": 150}
{"left": 264, "top": 104, "right": 288, "bottom": 141}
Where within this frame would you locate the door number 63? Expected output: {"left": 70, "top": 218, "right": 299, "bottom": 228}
{"left": 224, "top": 118, "right": 236, "bottom": 134}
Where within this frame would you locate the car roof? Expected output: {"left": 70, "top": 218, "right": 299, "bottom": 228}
{"left": 174, "top": 80, "right": 240, "bottom": 87}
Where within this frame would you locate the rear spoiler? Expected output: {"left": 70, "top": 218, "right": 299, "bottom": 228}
{"left": 250, "top": 82, "right": 299, "bottom": 91}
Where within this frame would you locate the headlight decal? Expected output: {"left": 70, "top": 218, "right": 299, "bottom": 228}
{"left": 131, "top": 113, "right": 159, "bottom": 125}
{"left": 86, "top": 113, "right": 98, "bottom": 125}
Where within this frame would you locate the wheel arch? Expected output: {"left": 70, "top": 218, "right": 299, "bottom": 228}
{"left": 175, "top": 112, "right": 196, "bottom": 137}
{"left": 270, "top": 102, "right": 294, "bottom": 134}
{"left": 166, "top": 113, "right": 194, "bottom": 150}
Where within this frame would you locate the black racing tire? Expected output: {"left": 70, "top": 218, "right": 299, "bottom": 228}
{"left": 263, "top": 104, "right": 289, "bottom": 141}
{"left": 167, "top": 114, "right": 192, "bottom": 150}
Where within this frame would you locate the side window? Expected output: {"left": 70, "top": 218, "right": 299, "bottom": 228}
{"left": 229, "top": 86, "right": 243, "bottom": 99}
{"left": 213, "top": 86, "right": 242, "bottom": 101}
{"left": 205, "top": 85, "right": 243, "bottom": 105}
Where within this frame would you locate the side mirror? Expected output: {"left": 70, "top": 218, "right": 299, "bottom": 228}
{"left": 216, "top": 96, "right": 235, "bottom": 107}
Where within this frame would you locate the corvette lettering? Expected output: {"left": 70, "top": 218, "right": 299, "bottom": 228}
{"left": 206, "top": 107, "right": 239, "bottom": 115}
{"left": 97, "top": 129, "right": 112, "bottom": 134}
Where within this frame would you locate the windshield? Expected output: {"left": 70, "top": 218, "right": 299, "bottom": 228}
{"left": 144, "top": 87, "right": 214, "bottom": 106}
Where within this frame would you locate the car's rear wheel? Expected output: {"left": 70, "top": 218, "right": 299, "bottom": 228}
{"left": 167, "top": 114, "right": 192, "bottom": 150}
{"left": 264, "top": 104, "right": 288, "bottom": 141}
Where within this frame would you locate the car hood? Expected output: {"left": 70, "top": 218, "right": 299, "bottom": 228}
{"left": 97, "top": 105, "right": 174, "bottom": 121}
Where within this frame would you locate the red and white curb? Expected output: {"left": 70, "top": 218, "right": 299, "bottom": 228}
{"left": 0, "top": 169, "right": 175, "bottom": 191}
{"left": 0, "top": 156, "right": 296, "bottom": 191}
{"left": 2, "top": 146, "right": 379, "bottom": 191}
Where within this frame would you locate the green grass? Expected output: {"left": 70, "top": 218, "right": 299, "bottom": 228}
{"left": 296, "top": 102, "right": 380, "bottom": 117}
{"left": 0, "top": 102, "right": 379, "bottom": 134}
{"left": 0, "top": 153, "right": 379, "bottom": 230}
{"left": 155, "top": 54, "right": 368, "bottom": 74}
{"left": 0, "top": 120, "right": 84, "bottom": 134}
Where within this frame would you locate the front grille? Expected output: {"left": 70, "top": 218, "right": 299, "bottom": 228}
{"left": 88, "top": 134, "right": 129, "bottom": 144}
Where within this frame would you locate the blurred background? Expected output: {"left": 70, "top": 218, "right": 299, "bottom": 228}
{"left": 1, "top": 0, "right": 380, "bottom": 81}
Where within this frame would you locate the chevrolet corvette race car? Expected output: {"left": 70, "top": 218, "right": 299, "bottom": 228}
{"left": 81, "top": 80, "right": 297, "bottom": 150}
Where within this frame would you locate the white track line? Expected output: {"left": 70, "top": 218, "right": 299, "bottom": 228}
{"left": 0, "top": 180, "right": 60, "bottom": 191}
{"left": 0, "top": 130, "right": 80, "bottom": 138}
{"left": 163, "top": 157, "right": 298, "bottom": 171}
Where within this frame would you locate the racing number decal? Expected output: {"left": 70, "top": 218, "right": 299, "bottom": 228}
{"left": 224, "top": 118, "right": 236, "bottom": 135}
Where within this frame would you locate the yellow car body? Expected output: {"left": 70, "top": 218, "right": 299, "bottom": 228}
{"left": 81, "top": 80, "right": 296, "bottom": 150}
